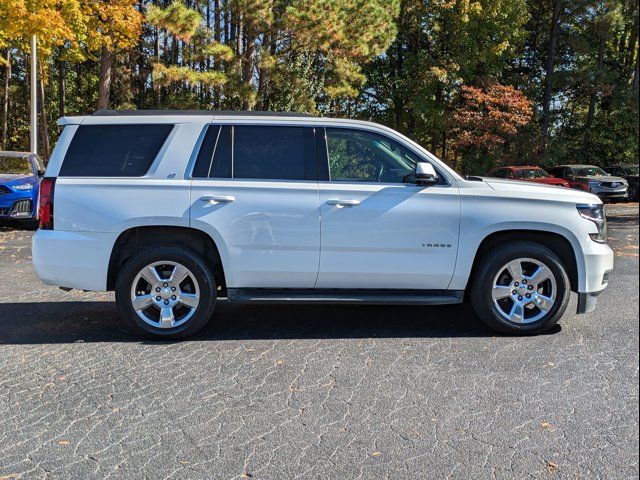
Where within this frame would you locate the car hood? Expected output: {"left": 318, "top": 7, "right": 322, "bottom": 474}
{"left": 0, "top": 173, "right": 34, "bottom": 184}
{"left": 534, "top": 177, "right": 568, "bottom": 185}
{"left": 482, "top": 177, "right": 600, "bottom": 203}
{"left": 577, "top": 175, "right": 626, "bottom": 183}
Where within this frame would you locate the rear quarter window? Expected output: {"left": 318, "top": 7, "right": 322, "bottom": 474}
{"left": 59, "top": 124, "right": 173, "bottom": 177}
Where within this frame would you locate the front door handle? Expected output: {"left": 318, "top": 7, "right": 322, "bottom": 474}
{"left": 326, "top": 199, "right": 361, "bottom": 207}
{"left": 200, "top": 195, "right": 236, "bottom": 204}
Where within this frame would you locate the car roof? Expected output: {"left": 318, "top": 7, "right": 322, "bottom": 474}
{"left": 558, "top": 164, "right": 601, "bottom": 168}
{"left": 91, "top": 109, "right": 315, "bottom": 118}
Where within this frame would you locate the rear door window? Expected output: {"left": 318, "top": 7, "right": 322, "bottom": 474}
{"left": 233, "top": 126, "right": 315, "bottom": 181}
{"left": 60, "top": 124, "right": 172, "bottom": 177}
{"left": 192, "top": 125, "right": 232, "bottom": 178}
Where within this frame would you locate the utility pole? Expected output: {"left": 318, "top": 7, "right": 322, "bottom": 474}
{"left": 30, "top": 35, "right": 37, "bottom": 155}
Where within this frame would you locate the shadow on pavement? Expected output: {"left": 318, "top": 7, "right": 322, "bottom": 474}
{"left": 0, "top": 300, "right": 561, "bottom": 344}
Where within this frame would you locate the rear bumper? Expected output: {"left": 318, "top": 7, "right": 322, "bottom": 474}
{"left": 32, "top": 229, "right": 114, "bottom": 291}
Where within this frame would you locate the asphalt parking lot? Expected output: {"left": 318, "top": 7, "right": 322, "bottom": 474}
{"left": 0, "top": 204, "right": 638, "bottom": 479}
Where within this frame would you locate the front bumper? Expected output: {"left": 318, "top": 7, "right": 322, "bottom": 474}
{"left": 576, "top": 240, "right": 615, "bottom": 314}
{"left": 0, "top": 190, "right": 37, "bottom": 219}
{"left": 590, "top": 185, "right": 628, "bottom": 200}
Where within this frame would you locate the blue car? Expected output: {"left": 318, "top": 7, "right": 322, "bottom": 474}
{"left": 0, "top": 152, "right": 44, "bottom": 220}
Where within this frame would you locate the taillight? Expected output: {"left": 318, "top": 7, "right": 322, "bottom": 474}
{"left": 38, "top": 177, "right": 56, "bottom": 230}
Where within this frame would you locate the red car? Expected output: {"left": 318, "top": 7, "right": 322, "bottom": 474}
{"left": 487, "top": 166, "right": 570, "bottom": 187}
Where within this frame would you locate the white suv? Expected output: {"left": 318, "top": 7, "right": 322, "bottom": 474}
{"left": 32, "top": 110, "right": 614, "bottom": 339}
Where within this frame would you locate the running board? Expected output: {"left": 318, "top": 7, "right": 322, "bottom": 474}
{"left": 227, "top": 288, "right": 464, "bottom": 305}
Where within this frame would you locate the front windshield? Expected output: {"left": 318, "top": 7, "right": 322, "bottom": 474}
{"left": 514, "top": 168, "right": 549, "bottom": 179}
{"left": 0, "top": 156, "right": 32, "bottom": 175}
{"left": 575, "top": 166, "right": 607, "bottom": 177}
{"left": 623, "top": 165, "right": 639, "bottom": 175}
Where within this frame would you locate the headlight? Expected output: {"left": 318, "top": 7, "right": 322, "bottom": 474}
{"left": 11, "top": 184, "right": 34, "bottom": 191}
{"left": 577, "top": 204, "right": 607, "bottom": 243}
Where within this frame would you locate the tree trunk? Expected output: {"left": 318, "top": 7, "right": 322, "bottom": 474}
{"left": 632, "top": 32, "right": 639, "bottom": 97}
{"left": 582, "top": 35, "right": 606, "bottom": 160}
{"left": 57, "top": 60, "right": 65, "bottom": 118}
{"left": 1, "top": 49, "right": 10, "bottom": 150}
{"left": 242, "top": 32, "right": 255, "bottom": 110}
{"left": 98, "top": 45, "right": 113, "bottom": 110}
{"left": 540, "top": 0, "right": 563, "bottom": 157}
{"left": 38, "top": 62, "right": 50, "bottom": 160}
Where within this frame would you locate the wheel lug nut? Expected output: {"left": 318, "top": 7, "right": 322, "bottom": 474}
{"left": 164, "top": 300, "right": 169, "bottom": 305}
{"left": 514, "top": 282, "right": 519, "bottom": 287}
{"left": 526, "top": 293, "right": 531, "bottom": 298}
{"left": 156, "top": 296, "right": 161, "bottom": 301}
{"left": 171, "top": 295, "right": 176, "bottom": 300}
{"left": 171, "top": 286, "right": 176, "bottom": 291}
{"left": 155, "top": 287, "right": 161, "bottom": 292}
{"left": 163, "top": 282, "right": 168, "bottom": 287}
{"left": 528, "top": 285, "right": 533, "bottom": 290}
{"left": 512, "top": 290, "right": 517, "bottom": 295}
{"left": 518, "top": 296, "right": 523, "bottom": 301}
{"left": 522, "top": 279, "right": 527, "bottom": 284}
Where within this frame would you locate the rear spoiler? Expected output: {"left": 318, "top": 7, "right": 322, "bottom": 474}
{"left": 57, "top": 116, "right": 85, "bottom": 127}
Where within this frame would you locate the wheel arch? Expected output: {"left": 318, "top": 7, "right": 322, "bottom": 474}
{"left": 466, "top": 229, "right": 581, "bottom": 294}
{"left": 107, "top": 226, "right": 227, "bottom": 292}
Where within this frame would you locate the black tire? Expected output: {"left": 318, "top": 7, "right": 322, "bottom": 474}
{"left": 470, "top": 241, "right": 571, "bottom": 335}
{"left": 115, "top": 245, "right": 217, "bottom": 340}
{"left": 628, "top": 183, "right": 638, "bottom": 202}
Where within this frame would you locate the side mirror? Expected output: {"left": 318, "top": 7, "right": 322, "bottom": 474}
{"left": 415, "top": 162, "right": 438, "bottom": 185}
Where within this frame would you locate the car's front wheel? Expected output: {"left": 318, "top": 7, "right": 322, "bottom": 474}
{"left": 470, "top": 241, "right": 571, "bottom": 334}
{"left": 115, "top": 246, "right": 217, "bottom": 340}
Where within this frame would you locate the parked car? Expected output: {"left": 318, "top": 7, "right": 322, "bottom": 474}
{"left": 0, "top": 151, "right": 43, "bottom": 220}
{"left": 32, "top": 110, "right": 614, "bottom": 339}
{"left": 487, "top": 166, "right": 570, "bottom": 187}
{"left": 547, "top": 165, "right": 628, "bottom": 201}
{"left": 603, "top": 164, "right": 639, "bottom": 201}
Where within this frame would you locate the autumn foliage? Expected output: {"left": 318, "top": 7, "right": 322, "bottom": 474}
{"left": 451, "top": 82, "right": 533, "bottom": 154}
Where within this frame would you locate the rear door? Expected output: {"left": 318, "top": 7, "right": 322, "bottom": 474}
{"left": 315, "top": 126, "right": 460, "bottom": 290}
{"left": 189, "top": 123, "right": 321, "bottom": 288}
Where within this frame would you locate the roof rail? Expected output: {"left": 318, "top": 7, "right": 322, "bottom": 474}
{"left": 92, "top": 109, "right": 314, "bottom": 117}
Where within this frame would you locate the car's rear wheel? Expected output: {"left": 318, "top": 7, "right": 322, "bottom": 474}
{"left": 470, "top": 241, "right": 571, "bottom": 334}
{"left": 115, "top": 245, "right": 217, "bottom": 340}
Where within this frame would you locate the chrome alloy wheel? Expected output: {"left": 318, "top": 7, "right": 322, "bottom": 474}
{"left": 491, "top": 258, "right": 557, "bottom": 324}
{"left": 130, "top": 261, "right": 200, "bottom": 329}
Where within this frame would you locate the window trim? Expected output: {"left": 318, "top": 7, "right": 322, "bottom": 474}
{"left": 318, "top": 125, "right": 451, "bottom": 187}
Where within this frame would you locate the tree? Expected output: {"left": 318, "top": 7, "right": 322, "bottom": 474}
{"left": 358, "top": 0, "right": 529, "bottom": 161}
{"left": 450, "top": 81, "right": 533, "bottom": 173}
{"left": 75, "top": 0, "right": 143, "bottom": 109}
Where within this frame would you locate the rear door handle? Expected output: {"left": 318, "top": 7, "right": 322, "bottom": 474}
{"left": 326, "top": 199, "right": 361, "bottom": 207}
{"left": 200, "top": 195, "right": 236, "bottom": 203}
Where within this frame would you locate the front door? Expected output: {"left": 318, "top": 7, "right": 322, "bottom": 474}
{"left": 316, "top": 127, "right": 460, "bottom": 290}
{"left": 190, "top": 124, "right": 320, "bottom": 288}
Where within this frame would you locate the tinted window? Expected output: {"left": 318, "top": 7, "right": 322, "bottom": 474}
{"left": 326, "top": 128, "right": 421, "bottom": 183}
{"left": 233, "top": 126, "right": 315, "bottom": 180}
{"left": 192, "top": 125, "right": 232, "bottom": 178}
{"left": 491, "top": 169, "right": 509, "bottom": 178}
{"left": 60, "top": 124, "right": 172, "bottom": 177}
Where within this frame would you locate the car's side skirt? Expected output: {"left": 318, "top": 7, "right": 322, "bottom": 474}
{"left": 226, "top": 288, "right": 464, "bottom": 305}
